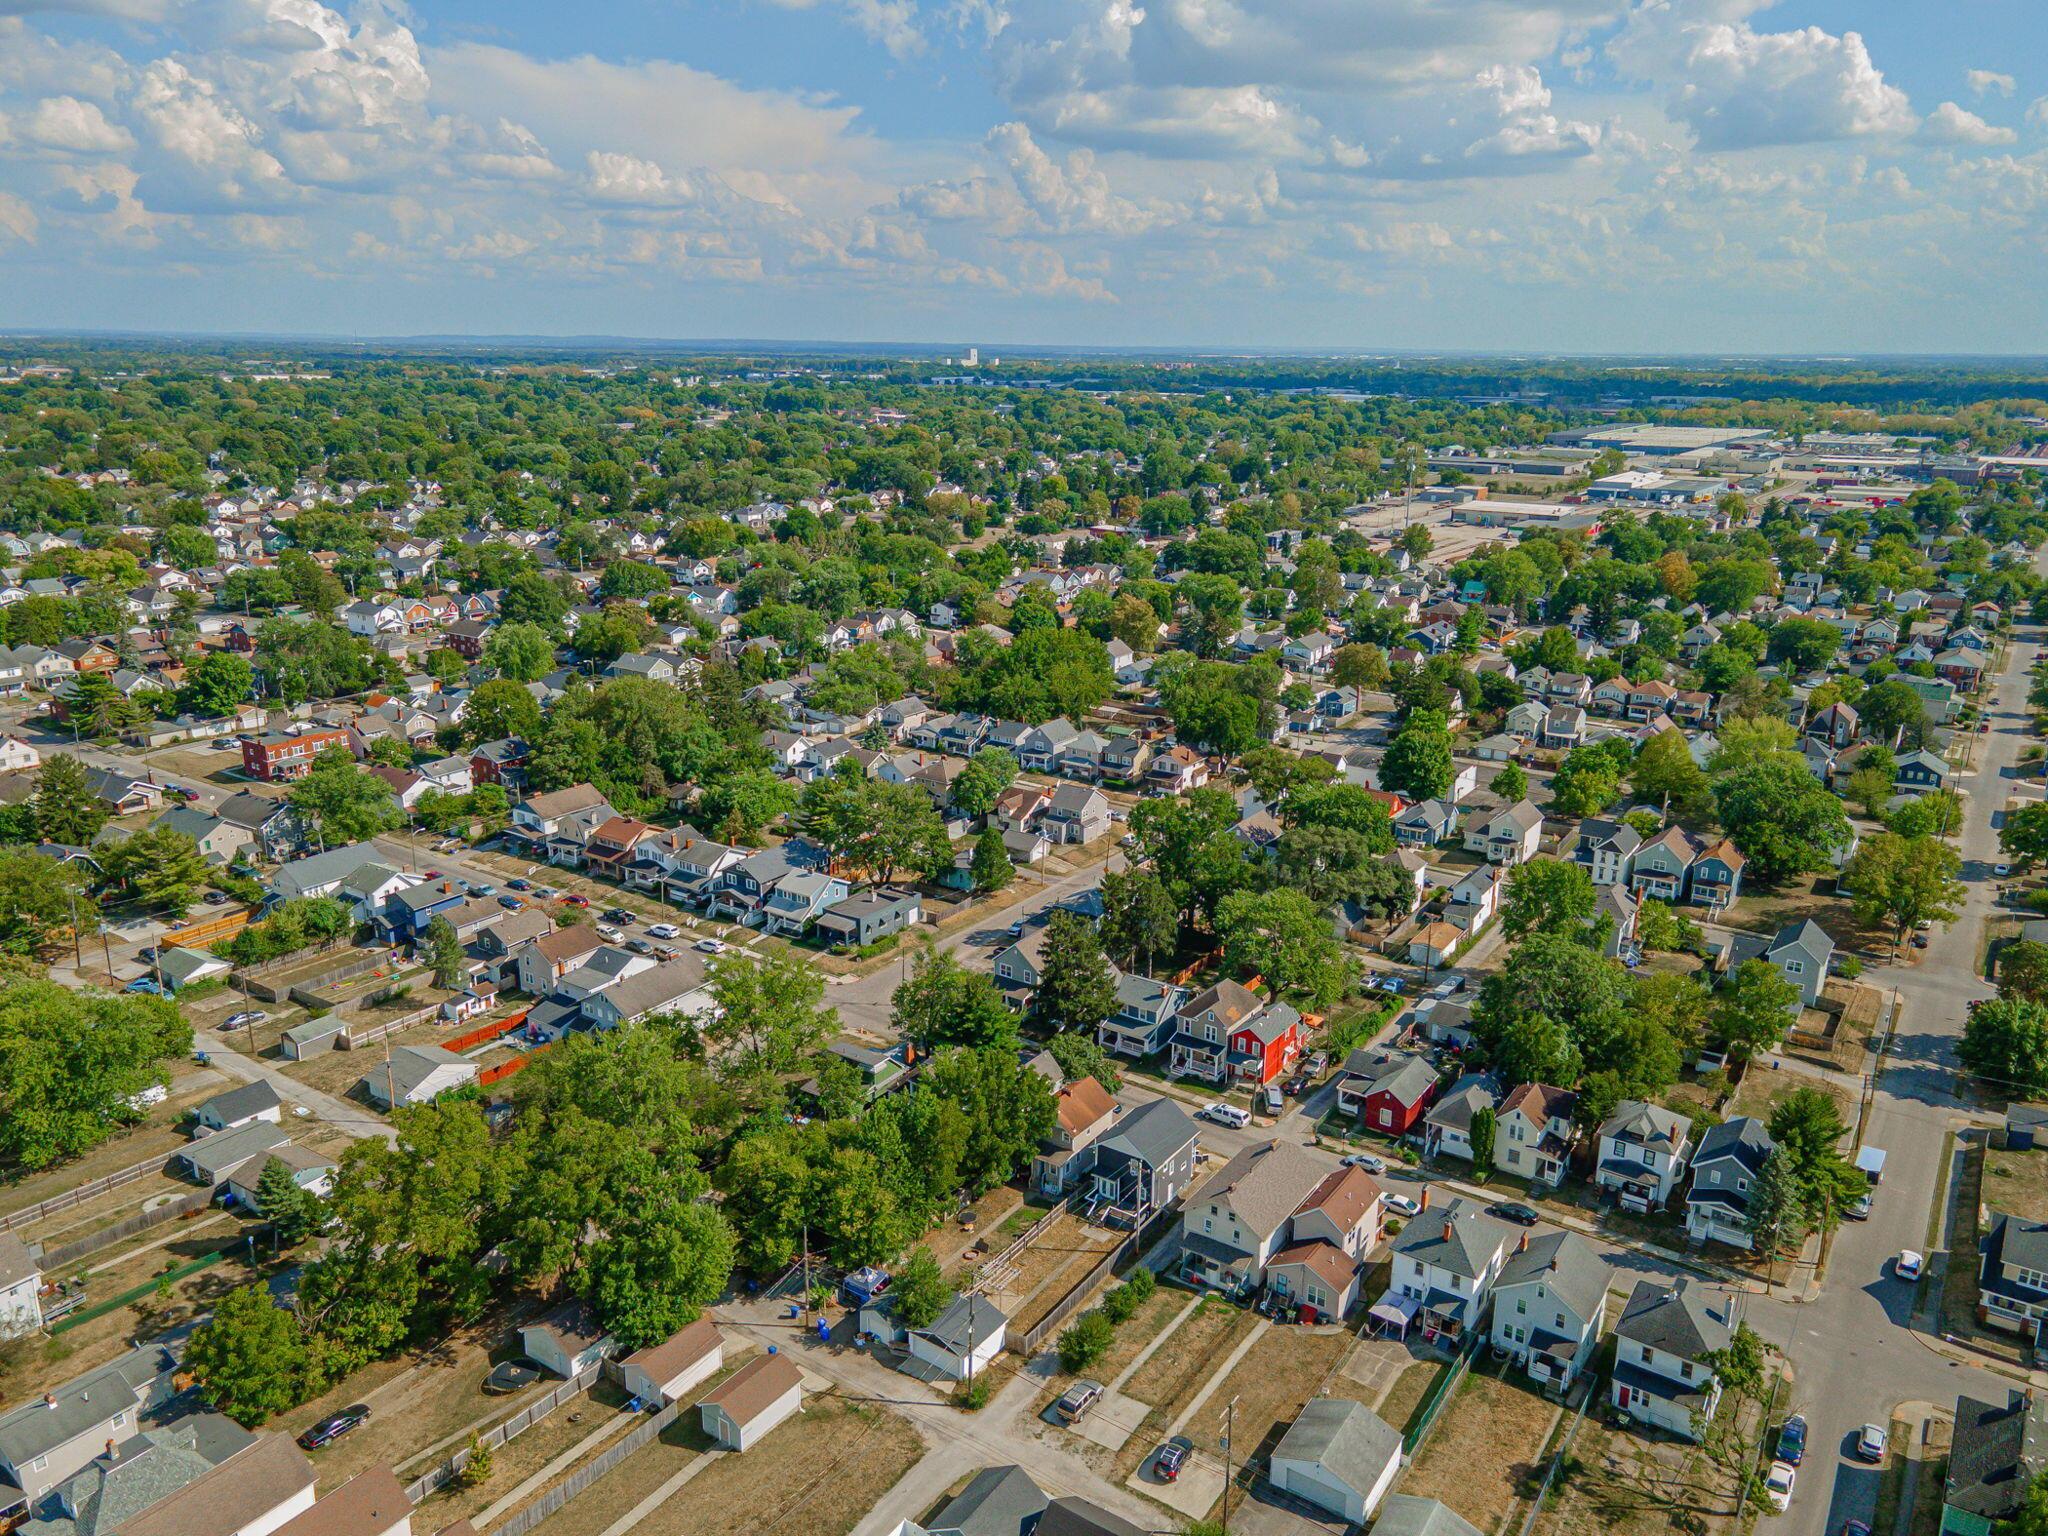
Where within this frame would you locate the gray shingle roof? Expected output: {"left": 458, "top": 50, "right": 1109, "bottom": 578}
{"left": 1096, "top": 1097, "right": 1197, "bottom": 1170}
{"left": 1370, "top": 1496, "right": 1484, "bottom": 1536}
{"left": 928, "top": 1464, "right": 1047, "bottom": 1536}
{"left": 1949, "top": 1392, "right": 2048, "bottom": 1520}
{"left": 1613, "top": 1277, "right": 1732, "bottom": 1361}
{"left": 1691, "top": 1115, "right": 1773, "bottom": 1177}
{"left": 1495, "top": 1230, "right": 1606, "bottom": 1325}
{"left": 1201, "top": 1139, "right": 1330, "bottom": 1241}
{"left": 1388, "top": 1197, "right": 1513, "bottom": 1281}
{"left": 915, "top": 1294, "right": 1008, "bottom": 1355}
{"left": 1272, "top": 1397, "right": 1400, "bottom": 1493}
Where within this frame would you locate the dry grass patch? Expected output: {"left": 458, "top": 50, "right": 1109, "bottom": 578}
{"left": 1729, "top": 1065, "right": 1853, "bottom": 1127}
{"left": 1984, "top": 1142, "right": 2048, "bottom": 1224}
{"left": 1205, "top": 1326, "right": 1356, "bottom": 1485}
{"left": 1085, "top": 1287, "right": 1196, "bottom": 1386}
{"left": 413, "top": 1379, "right": 634, "bottom": 1528}
{"left": 1399, "top": 1364, "right": 1560, "bottom": 1532}
{"left": 1534, "top": 1414, "right": 1748, "bottom": 1536}
{"left": 1376, "top": 1357, "right": 1450, "bottom": 1439}
{"left": 1120, "top": 1296, "right": 1257, "bottom": 1411}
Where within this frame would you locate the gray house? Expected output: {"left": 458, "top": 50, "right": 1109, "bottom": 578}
{"left": 1082, "top": 1097, "right": 1200, "bottom": 1226}
{"left": 148, "top": 806, "right": 251, "bottom": 866}
{"left": 1685, "top": 1116, "right": 1776, "bottom": 1250}
{"left": 1609, "top": 1278, "right": 1733, "bottom": 1439}
{"left": 813, "top": 888, "right": 923, "bottom": 950}
{"left": 921, "top": 1465, "right": 1047, "bottom": 1536}
{"left": 1729, "top": 918, "right": 1834, "bottom": 1009}
{"left": 173, "top": 1121, "right": 290, "bottom": 1186}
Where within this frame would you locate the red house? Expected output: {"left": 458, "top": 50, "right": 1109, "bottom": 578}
{"left": 242, "top": 727, "right": 356, "bottom": 782}
{"left": 1336, "top": 1052, "right": 1439, "bottom": 1137}
{"left": 1167, "top": 979, "right": 1304, "bottom": 1087}
{"left": 470, "top": 737, "right": 530, "bottom": 788}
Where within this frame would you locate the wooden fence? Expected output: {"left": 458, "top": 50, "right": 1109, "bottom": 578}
{"left": 964, "top": 1193, "right": 1070, "bottom": 1298}
{"left": 403, "top": 1362, "right": 604, "bottom": 1504}
{"left": 487, "top": 1395, "right": 685, "bottom": 1536}
{"left": 0, "top": 1152, "right": 178, "bottom": 1234}
{"left": 443, "top": 1009, "right": 529, "bottom": 1054}
{"left": 341, "top": 1002, "right": 442, "bottom": 1050}
{"left": 34, "top": 1189, "right": 213, "bottom": 1272}
{"left": 1017, "top": 1201, "right": 1180, "bottom": 1355}
{"left": 175, "top": 907, "right": 253, "bottom": 949}
{"left": 477, "top": 1044, "right": 551, "bottom": 1087}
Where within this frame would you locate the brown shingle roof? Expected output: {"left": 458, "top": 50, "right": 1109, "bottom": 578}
{"left": 1057, "top": 1077, "right": 1117, "bottom": 1136}
{"left": 530, "top": 924, "right": 605, "bottom": 964}
{"left": 700, "top": 1353, "right": 803, "bottom": 1427}
{"left": 624, "top": 1318, "right": 722, "bottom": 1387}
{"left": 1499, "top": 1082, "right": 1576, "bottom": 1126}
{"left": 266, "top": 1464, "right": 410, "bottom": 1536}
{"left": 1293, "top": 1164, "right": 1382, "bottom": 1233}
{"left": 1268, "top": 1240, "right": 1359, "bottom": 1292}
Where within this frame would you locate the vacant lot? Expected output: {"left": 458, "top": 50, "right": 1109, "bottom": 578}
{"left": 1400, "top": 1364, "right": 1561, "bottom": 1532}
{"left": 1534, "top": 1414, "right": 1747, "bottom": 1536}
{"left": 1722, "top": 874, "right": 1881, "bottom": 953}
{"left": 631, "top": 1399, "right": 923, "bottom": 1536}
{"left": 1728, "top": 1064, "right": 1854, "bottom": 1128}
{"left": 1376, "top": 1356, "right": 1451, "bottom": 1439}
{"left": 411, "top": 1378, "right": 635, "bottom": 1530}
{"left": 1984, "top": 1142, "right": 2048, "bottom": 1224}
{"left": 1085, "top": 1287, "right": 1197, "bottom": 1387}
{"left": 1205, "top": 1326, "right": 1356, "bottom": 1491}
{"left": 1121, "top": 1296, "right": 1257, "bottom": 1411}
{"left": 965, "top": 1211, "right": 1122, "bottom": 1329}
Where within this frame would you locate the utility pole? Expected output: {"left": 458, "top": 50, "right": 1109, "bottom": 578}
{"left": 1221, "top": 1394, "right": 1239, "bottom": 1535}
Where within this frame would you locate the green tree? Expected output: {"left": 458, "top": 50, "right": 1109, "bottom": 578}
{"left": 424, "top": 915, "right": 465, "bottom": 989}
{"left": 1490, "top": 761, "right": 1528, "bottom": 803}
{"left": 1178, "top": 573, "right": 1245, "bottom": 657}
{"left": 1843, "top": 832, "right": 1966, "bottom": 954}
{"left": 1048, "top": 1031, "right": 1123, "bottom": 1093}
{"left": 891, "top": 947, "right": 1019, "bottom": 1052}
{"left": 288, "top": 746, "right": 402, "bottom": 847}
{"left": 1469, "top": 1105, "right": 1497, "bottom": 1167}
{"left": 180, "top": 652, "right": 254, "bottom": 716}
{"left": 951, "top": 749, "right": 1019, "bottom": 820}
{"left": 0, "top": 848, "right": 89, "bottom": 956}
{"left": 1744, "top": 1149, "right": 1810, "bottom": 1261}
{"left": 1214, "top": 888, "right": 1346, "bottom": 1008}
{"left": 2002, "top": 802, "right": 2048, "bottom": 865}
{"left": 183, "top": 1284, "right": 323, "bottom": 1426}
{"left": 462, "top": 677, "right": 544, "bottom": 746}
{"left": 1501, "top": 858, "right": 1599, "bottom": 942}
{"left": 1712, "top": 960, "right": 1801, "bottom": 1061}
{"left": 1549, "top": 746, "right": 1625, "bottom": 819}
{"left": 922, "top": 1047, "right": 1057, "bottom": 1196}
{"left": 1631, "top": 728, "right": 1711, "bottom": 818}
{"left": 104, "top": 826, "right": 209, "bottom": 918}
{"left": 586, "top": 1194, "right": 735, "bottom": 1349}
{"left": 480, "top": 620, "right": 559, "bottom": 682}
{"left": 32, "top": 753, "right": 108, "bottom": 845}
{"left": 1960, "top": 996, "right": 2048, "bottom": 1096}
{"left": 0, "top": 982, "right": 191, "bottom": 1172}
{"left": 255, "top": 1155, "right": 325, "bottom": 1246}
{"left": 705, "top": 954, "right": 839, "bottom": 1105}
{"left": 893, "top": 1246, "right": 952, "bottom": 1329}
{"left": 1037, "top": 912, "right": 1119, "bottom": 1032}
{"left": 1101, "top": 867, "right": 1179, "bottom": 974}
{"left": 1767, "top": 1086, "right": 1866, "bottom": 1231}
{"left": 1379, "top": 710, "right": 1455, "bottom": 801}
{"left": 1713, "top": 758, "right": 1851, "bottom": 884}
{"left": 970, "top": 826, "right": 1015, "bottom": 893}
{"left": 1331, "top": 643, "right": 1390, "bottom": 691}
{"left": 1059, "top": 1310, "right": 1115, "bottom": 1373}
{"left": 1484, "top": 1011, "right": 1582, "bottom": 1089}
{"left": 2002, "top": 940, "right": 2048, "bottom": 1004}
{"left": 61, "top": 672, "right": 143, "bottom": 737}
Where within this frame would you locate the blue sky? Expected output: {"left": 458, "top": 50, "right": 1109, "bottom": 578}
{"left": 0, "top": 0, "right": 2043, "bottom": 353}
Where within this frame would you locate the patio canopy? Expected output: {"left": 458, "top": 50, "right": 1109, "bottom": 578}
{"left": 1369, "top": 1292, "right": 1421, "bottom": 1336}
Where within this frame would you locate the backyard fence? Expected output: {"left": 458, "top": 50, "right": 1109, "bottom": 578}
{"left": 48, "top": 1240, "right": 242, "bottom": 1335}
{"left": 232, "top": 937, "right": 354, "bottom": 980}
{"left": 478, "top": 1044, "right": 551, "bottom": 1087}
{"left": 0, "top": 1152, "right": 180, "bottom": 1234}
{"left": 1402, "top": 1334, "right": 1480, "bottom": 1457}
{"left": 1517, "top": 1378, "right": 1596, "bottom": 1536}
{"left": 1018, "top": 1202, "right": 1181, "bottom": 1356}
{"left": 486, "top": 1395, "right": 685, "bottom": 1536}
{"left": 34, "top": 1189, "right": 214, "bottom": 1272}
{"left": 341, "top": 1002, "right": 443, "bottom": 1049}
{"left": 403, "top": 1362, "right": 603, "bottom": 1504}
{"left": 443, "top": 1009, "right": 529, "bottom": 1054}
{"left": 964, "top": 1194, "right": 1071, "bottom": 1299}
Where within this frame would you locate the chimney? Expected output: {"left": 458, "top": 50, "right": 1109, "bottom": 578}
{"left": 1441, "top": 1219, "right": 1454, "bottom": 1242}
{"left": 1517, "top": 1231, "right": 1529, "bottom": 1254}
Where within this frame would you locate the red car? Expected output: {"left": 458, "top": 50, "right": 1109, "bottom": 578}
{"left": 560, "top": 894, "right": 591, "bottom": 908}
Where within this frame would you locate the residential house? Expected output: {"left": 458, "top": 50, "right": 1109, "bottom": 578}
{"left": 908, "top": 1294, "right": 1008, "bottom": 1382}
{"left": 1540, "top": 705, "right": 1586, "bottom": 749}
{"left": 241, "top": 728, "right": 354, "bottom": 783}
{"left": 1372, "top": 1497, "right": 1484, "bottom": 1536}
{"left": 1493, "top": 1083, "right": 1577, "bottom": 1187}
{"left": 1042, "top": 782, "right": 1112, "bottom": 844}
{"left": 1095, "top": 973, "right": 1189, "bottom": 1059}
{"left": 1976, "top": 1210, "right": 2048, "bottom": 1343}
{"left": 1572, "top": 819, "right": 1641, "bottom": 886}
{"left": 215, "top": 791, "right": 304, "bottom": 861}
{"left": 1490, "top": 1230, "right": 1607, "bottom": 1391}
{"left": 521, "top": 1305, "right": 613, "bottom": 1379}
{"left": 1336, "top": 1050, "right": 1439, "bottom": 1136}
{"left": 1147, "top": 745, "right": 1209, "bottom": 794}
{"left": 1609, "top": 1278, "right": 1733, "bottom": 1439}
{"left": 1595, "top": 1100, "right": 1694, "bottom": 1212}
{"left": 514, "top": 924, "right": 605, "bottom": 997}
{"left": 1422, "top": 1073, "right": 1502, "bottom": 1162}
{"left": 1688, "top": 838, "right": 1745, "bottom": 909}
{"left": 0, "top": 1234, "right": 41, "bottom": 1340}
{"left": 581, "top": 961, "right": 717, "bottom": 1032}
{"left": 114, "top": 1429, "right": 319, "bottom": 1536}
{"left": 1377, "top": 1194, "right": 1515, "bottom": 1343}
{"left": 1031, "top": 1077, "right": 1120, "bottom": 1196}
{"left": 1895, "top": 749, "right": 1952, "bottom": 796}
{"left": 759, "top": 870, "right": 851, "bottom": 937}
{"left": 1685, "top": 1117, "right": 1775, "bottom": 1250}
{"left": 1167, "top": 980, "right": 1302, "bottom": 1086}
{"left": 173, "top": 1121, "right": 291, "bottom": 1186}
{"left": 192, "top": 1081, "right": 282, "bottom": 1136}
{"left": 814, "top": 888, "right": 923, "bottom": 950}
{"left": 1394, "top": 799, "right": 1459, "bottom": 847}
{"left": 1630, "top": 826, "right": 1702, "bottom": 903}
{"left": 1943, "top": 1391, "right": 2048, "bottom": 1536}
{"left": 1463, "top": 800, "right": 1543, "bottom": 865}
{"left": 222, "top": 1143, "right": 336, "bottom": 1211}
{"left": 0, "top": 1344, "right": 181, "bottom": 1514}
{"left": 360, "top": 1045, "right": 478, "bottom": 1108}
{"left": 1269, "top": 1400, "right": 1403, "bottom": 1527}
{"left": 1178, "top": 1141, "right": 1381, "bottom": 1306}
{"left": 1078, "top": 1097, "right": 1200, "bottom": 1225}
{"left": 1729, "top": 918, "right": 1834, "bottom": 1008}
{"left": 148, "top": 805, "right": 253, "bottom": 866}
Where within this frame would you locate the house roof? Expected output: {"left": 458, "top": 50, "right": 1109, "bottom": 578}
{"left": 270, "top": 1466, "right": 409, "bottom": 1536}
{"left": 1499, "top": 1082, "right": 1575, "bottom": 1127}
{"left": 1599, "top": 1099, "right": 1691, "bottom": 1153}
{"left": 1268, "top": 1240, "right": 1358, "bottom": 1292}
{"left": 699, "top": 1353, "right": 803, "bottom": 1426}
{"left": 1272, "top": 1398, "right": 1401, "bottom": 1493}
{"left": 1097, "top": 1097, "right": 1197, "bottom": 1169}
{"left": 0, "top": 1232, "right": 37, "bottom": 1291}
{"left": 1388, "top": 1197, "right": 1513, "bottom": 1281}
{"left": 1949, "top": 1392, "right": 2048, "bottom": 1520}
{"left": 1294, "top": 1164, "right": 1382, "bottom": 1234}
{"left": 1613, "top": 1277, "right": 1732, "bottom": 1360}
{"left": 1355, "top": 1053, "right": 1437, "bottom": 1107}
{"left": 179, "top": 1120, "right": 291, "bottom": 1179}
{"left": 195, "top": 1080, "right": 281, "bottom": 1126}
{"left": 928, "top": 1464, "right": 1048, "bottom": 1536}
{"left": 520, "top": 783, "right": 610, "bottom": 820}
{"left": 915, "top": 1293, "right": 1008, "bottom": 1354}
{"left": 528, "top": 924, "right": 606, "bottom": 966}
{"left": 1424, "top": 1074, "right": 1500, "bottom": 1134}
{"left": 1692, "top": 1115, "right": 1774, "bottom": 1177}
{"left": 1203, "top": 1139, "right": 1331, "bottom": 1241}
{"left": 595, "top": 959, "right": 708, "bottom": 1021}
{"left": 1035, "top": 1496, "right": 1151, "bottom": 1536}
{"left": 1985, "top": 1209, "right": 2048, "bottom": 1278}
{"left": 1496, "top": 1230, "right": 1606, "bottom": 1323}
{"left": 526, "top": 1302, "right": 609, "bottom": 1355}
{"left": 623, "top": 1319, "right": 721, "bottom": 1387}
{"left": 1177, "top": 978, "right": 1261, "bottom": 1031}
{"left": 364, "top": 1044, "right": 474, "bottom": 1103}
{"left": 123, "top": 1433, "right": 316, "bottom": 1536}
{"left": 1056, "top": 1077, "right": 1117, "bottom": 1137}
{"left": 1371, "top": 1495, "right": 1485, "bottom": 1536}
{"left": 0, "top": 1344, "right": 175, "bottom": 1472}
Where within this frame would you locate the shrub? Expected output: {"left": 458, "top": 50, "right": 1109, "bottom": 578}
{"left": 457, "top": 1432, "right": 493, "bottom": 1487}
{"left": 953, "top": 1374, "right": 992, "bottom": 1411}
{"left": 1836, "top": 956, "right": 1863, "bottom": 979}
{"left": 1058, "top": 1310, "right": 1115, "bottom": 1373}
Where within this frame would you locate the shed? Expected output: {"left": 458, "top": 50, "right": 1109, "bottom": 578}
{"left": 192, "top": 1079, "right": 283, "bottom": 1135}
{"left": 619, "top": 1319, "right": 723, "bottom": 1405}
{"left": 1370, "top": 1495, "right": 1484, "bottom": 1536}
{"left": 1269, "top": 1397, "right": 1402, "bottom": 1525}
{"left": 698, "top": 1353, "right": 804, "bottom": 1451}
{"left": 520, "top": 1304, "right": 613, "bottom": 1379}
{"left": 280, "top": 1017, "right": 348, "bottom": 1060}
{"left": 906, "top": 1294, "right": 1008, "bottom": 1382}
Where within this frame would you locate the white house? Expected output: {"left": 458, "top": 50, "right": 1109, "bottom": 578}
{"left": 1269, "top": 1399, "right": 1403, "bottom": 1526}
{"left": 192, "top": 1080, "right": 283, "bottom": 1136}
{"left": 359, "top": 1044, "right": 479, "bottom": 1108}
{"left": 1489, "top": 1230, "right": 1606, "bottom": 1393}
{"left": 0, "top": 1233, "right": 41, "bottom": 1339}
{"left": 1595, "top": 1100, "right": 1694, "bottom": 1213}
{"left": 1609, "top": 1278, "right": 1733, "bottom": 1439}
{"left": 1462, "top": 801, "right": 1543, "bottom": 865}
{"left": 1375, "top": 1194, "right": 1514, "bottom": 1345}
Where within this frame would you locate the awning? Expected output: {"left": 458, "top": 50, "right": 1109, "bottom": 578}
{"left": 1370, "top": 1292, "right": 1421, "bottom": 1335}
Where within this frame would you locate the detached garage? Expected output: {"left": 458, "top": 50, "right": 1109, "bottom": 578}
{"left": 698, "top": 1353, "right": 804, "bottom": 1451}
{"left": 1270, "top": 1398, "right": 1402, "bottom": 1527}
{"left": 620, "top": 1319, "right": 723, "bottom": 1405}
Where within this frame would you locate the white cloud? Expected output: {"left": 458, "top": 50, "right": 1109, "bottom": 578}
{"left": 2029, "top": 97, "right": 2048, "bottom": 129}
{"left": 984, "top": 121, "right": 1176, "bottom": 231}
{"left": 24, "top": 95, "right": 134, "bottom": 153}
{"left": 0, "top": 188, "right": 36, "bottom": 242}
{"left": 1609, "top": 2, "right": 1915, "bottom": 150}
{"left": 1968, "top": 69, "right": 2015, "bottom": 98}
{"left": 583, "top": 151, "right": 699, "bottom": 206}
{"left": 758, "top": 0, "right": 926, "bottom": 60}
{"left": 1923, "top": 101, "right": 2017, "bottom": 147}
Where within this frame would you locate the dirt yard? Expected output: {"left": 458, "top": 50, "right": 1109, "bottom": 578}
{"left": 627, "top": 1398, "right": 924, "bottom": 1536}
{"left": 1534, "top": 1413, "right": 1749, "bottom": 1536}
{"left": 961, "top": 1211, "right": 1122, "bottom": 1330}
{"left": 1203, "top": 1326, "right": 1357, "bottom": 1493}
{"left": 1984, "top": 1141, "right": 2048, "bottom": 1223}
{"left": 1720, "top": 874, "right": 1884, "bottom": 954}
{"left": 1399, "top": 1363, "right": 1562, "bottom": 1531}
{"left": 408, "top": 1379, "right": 634, "bottom": 1529}
{"left": 279, "top": 1014, "right": 456, "bottom": 1101}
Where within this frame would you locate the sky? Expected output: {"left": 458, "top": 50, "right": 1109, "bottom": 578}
{"left": 0, "top": 0, "right": 2044, "bottom": 354}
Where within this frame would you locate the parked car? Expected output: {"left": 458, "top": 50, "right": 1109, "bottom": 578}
{"left": 1776, "top": 1414, "right": 1808, "bottom": 1466}
{"left": 1895, "top": 1250, "right": 1924, "bottom": 1281}
{"left": 297, "top": 1405, "right": 371, "bottom": 1449}
{"left": 1856, "top": 1424, "right": 1888, "bottom": 1462}
{"left": 597, "top": 925, "right": 624, "bottom": 942}
{"left": 203, "top": 890, "right": 231, "bottom": 905}
{"left": 1054, "top": 1381, "right": 1103, "bottom": 1423}
{"left": 498, "top": 895, "right": 525, "bottom": 910}
{"left": 626, "top": 939, "right": 656, "bottom": 956}
{"left": 467, "top": 883, "right": 496, "bottom": 898}
{"left": 695, "top": 938, "right": 729, "bottom": 954}
{"left": 422, "top": 869, "right": 442, "bottom": 880}
{"left": 1488, "top": 1202, "right": 1540, "bottom": 1227}
{"left": 1260, "top": 1084, "right": 1283, "bottom": 1115}
{"left": 1305, "top": 1052, "right": 1329, "bottom": 1075}
{"left": 1154, "top": 1437, "right": 1193, "bottom": 1481}
{"left": 507, "top": 878, "right": 530, "bottom": 891}
{"left": 603, "top": 908, "right": 636, "bottom": 925}
{"left": 560, "top": 894, "right": 590, "bottom": 907}
{"left": 1996, "top": 863, "right": 2013, "bottom": 877}
{"left": 1848, "top": 1189, "right": 1873, "bottom": 1221}
{"left": 1283, "top": 1074, "right": 1311, "bottom": 1097}
{"left": 1198, "top": 1103, "right": 1251, "bottom": 1129}
{"left": 1384, "top": 1193, "right": 1422, "bottom": 1218}
{"left": 647, "top": 923, "right": 681, "bottom": 940}
{"left": 1764, "top": 1461, "right": 1796, "bottom": 1513}
{"left": 223, "top": 1010, "right": 268, "bottom": 1030}
{"left": 1341, "top": 1153, "right": 1387, "bottom": 1174}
